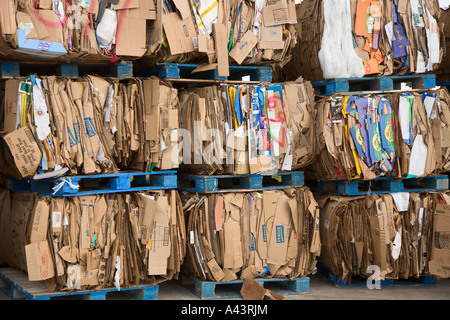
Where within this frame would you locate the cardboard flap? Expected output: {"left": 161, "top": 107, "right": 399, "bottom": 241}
{"left": 162, "top": 12, "right": 197, "bottom": 55}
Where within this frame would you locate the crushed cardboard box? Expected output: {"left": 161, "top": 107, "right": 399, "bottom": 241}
{"left": 240, "top": 278, "right": 284, "bottom": 300}
{"left": 177, "top": 79, "right": 316, "bottom": 175}
{"left": 0, "top": 0, "right": 155, "bottom": 61}
{"left": 434, "top": 7, "right": 450, "bottom": 80}
{"left": 283, "top": 0, "right": 446, "bottom": 82}
{"left": 317, "top": 190, "right": 450, "bottom": 282}
{"left": 0, "top": 0, "right": 298, "bottom": 66}
{"left": 149, "top": 0, "right": 298, "bottom": 68}
{"left": 181, "top": 187, "right": 320, "bottom": 282}
{"left": 0, "top": 189, "right": 186, "bottom": 289}
{"left": 0, "top": 75, "right": 179, "bottom": 179}
{"left": 306, "top": 87, "right": 450, "bottom": 181}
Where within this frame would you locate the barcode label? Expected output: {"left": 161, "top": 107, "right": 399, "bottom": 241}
{"left": 163, "top": 227, "right": 169, "bottom": 246}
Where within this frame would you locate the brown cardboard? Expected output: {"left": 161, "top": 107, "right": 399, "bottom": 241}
{"left": 115, "top": 12, "right": 147, "bottom": 57}
{"left": 213, "top": 23, "right": 230, "bottom": 76}
{"left": 143, "top": 78, "right": 160, "bottom": 152}
{"left": 138, "top": 193, "right": 157, "bottom": 245}
{"left": 240, "top": 278, "right": 284, "bottom": 300}
{"left": 128, "top": 0, "right": 156, "bottom": 20}
{"left": 2, "top": 127, "right": 42, "bottom": 178}
{"left": 0, "top": 0, "right": 16, "bottom": 36}
{"left": 162, "top": 13, "right": 197, "bottom": 55}
{"left": 25, "top": 240, "right": 55, "bottom": 281}
{"left": 182, "top": 189, "right": 319, "bottom": 281}
{"left": 148, "top": 196, "right": 172, "bottom": 275}
{"left": 115, "top": 0, "right": 140, "bottom": 10}
{"left": 429, "top": 204, "right": 450, "bottom": 278}
{"left": 36, "top": 10, "right": 63, "bottom": 43}
{"left": 259, "top": 24, "right": 284, "bottom": 49}
{"left": 267, "top": 192, "right": 291, "bottom": 265}
{"left": 38, "top": 0, "right": 53, "bottom": 10}
{"left": 28, "top": 197, "right": 50, "bottom": 243}
{"left": 172, "top": 0, "right": 192, "bottom": 20}
{"left": 229, "top": 30, "right": 258, "bottom": 65}
{"left": 3, "top": 79, "right": 21, "bottom": 133}
{"left": 16, "top": 12, "right": 38, "bottom": 40}
{"left": 262, "top": 0, "right": 296, "bottom": 27}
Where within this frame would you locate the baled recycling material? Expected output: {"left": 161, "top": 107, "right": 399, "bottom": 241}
{"left": 307, "top": 87, "right": 450, "bottom": 181}
{"left": 0, "top": 188, "right": 186, "bottom": 290}
{"left": 0, "top": 75, "right": 179, "bottom": 179}
{"left": 318, "top": 190, "right": 450, "bottom": 283}
{"left": 181, "top": 187, "right": 321, "bottom": 282}
{"left": 435, "top": 7, "right": 450, "bottom": 80}
{"left": 177, "top": 80, "right": 316, "bottom": 175}
{"left": 284, "top": 0, "right": 446, "bottom": 82}
{"left": 151, "top": 0, "right": 299, "bottom": 69}
{"left": 0, "top": 0, "right": 299, "bottom": 68}
{"left": 0, "top": 0, "right": 155, "bottom": 60}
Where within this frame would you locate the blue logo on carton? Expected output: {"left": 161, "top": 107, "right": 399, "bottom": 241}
{"left": 276, "top": 225, "right": 284, "bottom": 243}
{"left": 85, "top": 117, "right": 97, "bottom": 137}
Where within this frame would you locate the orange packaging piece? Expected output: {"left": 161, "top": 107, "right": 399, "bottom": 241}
{"left": 355, "top": 0, "right": 371, "bottom": 37}
{"left": 364, "top": 58, "right": 380, "bottom": 75}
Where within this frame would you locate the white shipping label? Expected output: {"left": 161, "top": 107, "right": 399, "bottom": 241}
{"left": 52, "top": 211, "right": 62, "bottom": 228}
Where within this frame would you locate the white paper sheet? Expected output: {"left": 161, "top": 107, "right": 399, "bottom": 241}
{"left": 426, "top": 9, "right": 440, "bottom": 65}
{"left": 390, "top": 192, "right": 410, "bottom": 212}
{"left": 424, "top": 95, "right": 436, "bottom": 118}
{"left": 438, "top": 0, "right": 450, "bottom": 10}
{"left": 384, "top": 21, "right": 393, "bottom": 46}
{"left": 32, "top": 80, "right": 52, "bottom": 141}
{"left": 392, "top": 227, "right": 402, "bottom": 260}
{"left": 408, "top": 134, "right": 428, "bottom": 177}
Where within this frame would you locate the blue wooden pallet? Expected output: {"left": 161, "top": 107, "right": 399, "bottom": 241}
{"left": 312, "top": 74, "right": 436, "bottom": 96}
{"left": 437, "top": 81, "right": 450, "bottom": 90}
{"left": 5, "top": 170, "right": 177, "bottom": 197}
{"left": 316, "top": 264, "right": 436, "bottom": 287}
{"left": 178, "top": 171, "right": 304, "bottom": 193}
{"left": 307, "top": 175, "right": 449, "bottom": 196}
{"left": 0, "top": 60, "right": 133, "bottom": 78}
{"left": 0, "top": 268, "right": 158, "bottom": 300}
{"left": 147, "top": 63, "right": 272, "bottom": 82}
{"left": 180, "top": 272, "right": 309, "bottom": 299}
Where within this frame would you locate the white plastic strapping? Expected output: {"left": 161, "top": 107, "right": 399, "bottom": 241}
{"left": 52, "top": 177, "right": 80, "bottom": 195}
{"left": 318, "top": 0, "right": 365, "bottom": 79}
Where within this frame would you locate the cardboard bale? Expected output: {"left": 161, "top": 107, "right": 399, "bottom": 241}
{"left": 181, "top": 187, "right": 320, "bottom": 282}
{"left": 146, "top": 0, "right": 298, "bottom": 68}
{"left": 0, "top": 75, "right": 179, "bottom": 178}
{"left": 282, "top": 0, "right": 446, "bottom": 82}
{"left": 306, "top": 87, "right": 450, "bottom": 181}
{"left": 0, "top": 189, "right": 186, "bottom": 290}
{"left": 435, "top": 8, "right": 450, "bottom": 80}
{"left": 177, "top": 80, "right": 316, "bottom": 175}
{"left": 0, "top": 0, "right": 155, "bottom": 62}
{"left": 318, "top": 191, "right": 450, "bottom": 283}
